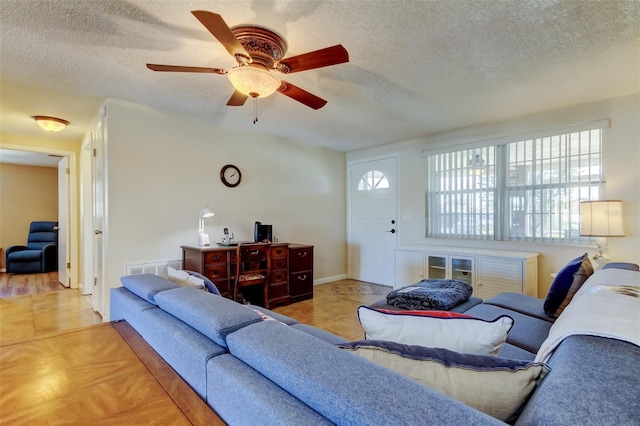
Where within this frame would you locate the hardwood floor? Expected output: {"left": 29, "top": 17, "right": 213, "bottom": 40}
{"left": 0, "top": 273, "right": 102, "bottom": 347}
{"left": 1, "top": 322, "right": 224, "bottom": 425}
{"left": 0, "top": 271, "right": 66, "bottom": 297}
{"left": 274, "top": 279, "right": 390, "bottom": 341}
{"left": 0, "top": 273, "right": 391, "bottom": 424}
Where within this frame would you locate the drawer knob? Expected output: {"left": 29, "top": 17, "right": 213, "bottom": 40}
{"left": 298, "top": 274, "right": 307, "bottom": 280}
{"left": 298, "top": 252, "right": 307, "bottom": 257}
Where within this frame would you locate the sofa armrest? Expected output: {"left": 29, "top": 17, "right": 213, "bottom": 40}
{"left": 602, "top": 262, "right": 639, "bottom": 271}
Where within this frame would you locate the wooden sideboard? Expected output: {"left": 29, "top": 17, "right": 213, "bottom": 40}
{"left": 181, "top": 243, "right": 314, "bottom": 308}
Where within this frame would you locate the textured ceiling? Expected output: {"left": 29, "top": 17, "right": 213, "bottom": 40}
{"left": 1, "top": 0, "right": 639, "bottom": 153}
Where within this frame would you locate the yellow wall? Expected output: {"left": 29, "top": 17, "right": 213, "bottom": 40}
{"left": 0, "top": 163, "right": 59, "bottom": 268}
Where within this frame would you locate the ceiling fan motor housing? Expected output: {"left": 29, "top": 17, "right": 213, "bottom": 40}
{"left": 230, "top": 25, "right": 288, "bottom": 70}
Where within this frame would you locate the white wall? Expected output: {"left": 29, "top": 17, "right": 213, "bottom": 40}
{"left": 347, "top": 93, "right": 640, "bottom": 297}
{"left": 101, "top": 99, "right": 347, "bottom": 319}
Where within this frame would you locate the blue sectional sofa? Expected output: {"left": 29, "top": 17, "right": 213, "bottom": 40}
{"left": 110, "top": 265, "right": 640, "bottom": 425}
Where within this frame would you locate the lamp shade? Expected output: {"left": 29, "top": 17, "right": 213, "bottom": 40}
{"left": 580, "top": 200, "right": 624, "bottom": 237}
{"left": 200, "top": 207, "right": 215, "bottom": 219}
{"left": 33, "top": 116, "right": 69, "bottom": 132}
{"left": 227, "top": 65, "right": 281, "bottom": 98}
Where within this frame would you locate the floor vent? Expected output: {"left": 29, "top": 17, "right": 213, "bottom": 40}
{"left": 125, "top": 259, "right": 182, "bottom": 278}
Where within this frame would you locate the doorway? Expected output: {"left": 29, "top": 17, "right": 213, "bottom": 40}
{"left": 348, "top": 156, "right": 398, "bottom": 287}
{"left": 0, "top": 147, "right": 78, "bottom": 289}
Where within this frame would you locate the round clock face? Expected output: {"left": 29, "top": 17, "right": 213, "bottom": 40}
{"left": 220, "top": 164, "right": 241, "bottom": 187}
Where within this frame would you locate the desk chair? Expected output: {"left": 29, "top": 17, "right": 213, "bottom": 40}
{"left": 233, "top": 243, "right": 271, "bottom": 308}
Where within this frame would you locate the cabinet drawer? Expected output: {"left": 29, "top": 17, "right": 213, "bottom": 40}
{"left": 204, "top": 264, "right": 228, "bottom": 280}
{"left": 271, "top": 257, "right": 287, "bottom": 270}
{"left": 290, "top": 248, "right": 313, "bottom": 271}
{"left": 271, "top": 246, "right": 288, "bottom": 259}
{"left": 270, "top": 269, "right": 287, "bottom": 283}
{"left": 204, "top": 252, "right": 226, "bottom": 264}
{"left": 289, "top": 271, "right": 313, "bottom": 296}
{"left": 269, "top": 282, "right": 289, "bottom": 300}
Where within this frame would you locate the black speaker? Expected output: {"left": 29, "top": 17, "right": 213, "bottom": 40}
{"left": 254, "top": 222, "right": 273, "bottom": 242}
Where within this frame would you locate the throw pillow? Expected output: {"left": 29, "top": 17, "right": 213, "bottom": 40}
{"left": 544, "top": 253, "right": 593, "bottom": 318}
{"left": 167, "top": 266, "right": 205, "bottom": 289}
{"left": 357, "top": 306, "right": 513, "bottom": 356}
{"left": 338, "top": 340, "right": 550, "bottom": 422}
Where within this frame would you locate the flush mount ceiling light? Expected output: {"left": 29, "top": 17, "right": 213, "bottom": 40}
{"left": 33, "top": 116, "right": 70, "bottom": 132}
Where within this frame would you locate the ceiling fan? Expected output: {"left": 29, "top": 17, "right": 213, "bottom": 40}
{"left": 147, "top": 10, "right": 349, "bottom": 114}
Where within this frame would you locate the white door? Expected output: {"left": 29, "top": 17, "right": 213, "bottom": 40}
{"left": 92, "top": 120, "right": 106, "bottom": 315}
{"left": 57, "top": 157, "right": 69, "bottom": 287}
{"left": 349, "top": 157, "right": 398, "bottom": 286}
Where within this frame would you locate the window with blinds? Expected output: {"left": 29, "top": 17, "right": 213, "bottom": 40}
{"left": 426, "top": 122, "right": 605, "bottom": 243}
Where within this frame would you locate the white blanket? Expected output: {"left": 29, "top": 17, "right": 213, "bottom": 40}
{"left": 535, "top": 282, "right": 640, "bottom": 363}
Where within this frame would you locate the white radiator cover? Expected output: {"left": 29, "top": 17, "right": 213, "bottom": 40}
{"left": 125, "top": 259, "right": 182, "bottom": 278}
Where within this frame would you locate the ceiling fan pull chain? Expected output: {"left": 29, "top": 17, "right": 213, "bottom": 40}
{"left": 253, "top": 97, "right": 259, "bottom": 124}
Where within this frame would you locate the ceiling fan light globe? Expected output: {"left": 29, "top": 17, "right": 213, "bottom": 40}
{"left": 228, "top": 66, "right": 281, "bottom": 98}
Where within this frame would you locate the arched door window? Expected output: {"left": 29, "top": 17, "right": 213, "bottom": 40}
{"left": 357, "top": 170, "right": 389, "bottom": 191}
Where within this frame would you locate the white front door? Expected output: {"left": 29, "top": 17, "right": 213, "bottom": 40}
{"left": 349, "top": 157, "right": 398, "bottom": 286}
{"left": 57, "top": 157, "right": 69, "bottom": 287}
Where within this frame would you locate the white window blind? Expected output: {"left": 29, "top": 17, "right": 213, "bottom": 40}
{"left": 426, "top": 122, "right": 605, "bottom": 243}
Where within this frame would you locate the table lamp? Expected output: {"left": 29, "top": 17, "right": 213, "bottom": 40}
{"left": 580, "top": 200, "right": 624, "bottom": 267}
{"left": 198, "top": 206, "right": 215, "bottom": 246}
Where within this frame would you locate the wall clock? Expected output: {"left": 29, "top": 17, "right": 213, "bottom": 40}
{"left": 220, "top": 164, "right": 242, "bottom": 187}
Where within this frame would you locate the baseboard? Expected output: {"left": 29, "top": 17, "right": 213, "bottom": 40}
{"left": 0, "top": 268, "right": 5, "bottom": 273}
{"left": 314, "top": 274, "right": 348, "bottom": 285}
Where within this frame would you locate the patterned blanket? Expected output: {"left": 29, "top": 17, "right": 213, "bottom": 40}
{"left": 386, "top": 279, "right": 473, "bottom": 311}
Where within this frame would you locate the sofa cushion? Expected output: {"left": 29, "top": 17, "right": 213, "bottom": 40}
{"left": 206, "top": 353, "right": 334, "bottom": 426}
{"left": 109, "top": 287, "right": 157, "bottom": 322}
{"left": 246, "top": 305, "right": 299, "bottom": 325}
{"left": 516, "top": 335, "right": 640, "bottom": 426}
{"left": 358, "top": 305, "right": 513, "bottom": 356}
{"left": 226, "top": 321, "right": 504, "bottom": 425}
{"left": 154, "top": 287, "right": 262, "bottom": 348}
{"left": 465, "top": 304, "right": 553, "bottom": 353}
{"left": 339, "top": 340, "right": 549, "bottom": 422}
{"left": 290, "top": 323, "right": 349, "bottom": 345}
{"left": 498, "top": 343, "right": 536, "bottom": 361}
{"left": 120, "top": 274, "right": 180, "bottom": 304}
{"left": 484, "top": 292, "right": 554, "bottom": 323}
{"left": 137, "top": 308, "right": 227, "bottom": 398}
{"left": 544, "top": 253, "right": 593, "bottom": 317}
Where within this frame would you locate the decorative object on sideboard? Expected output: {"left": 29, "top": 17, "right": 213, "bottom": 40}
{"left": 198, "top": 206, "right": 215, "bottom": 246}
{"left": 580, "top": 200, "right": 625, "bottom": 267}
{"left": 32, "top": 115, "right": 69, "bottom": 132}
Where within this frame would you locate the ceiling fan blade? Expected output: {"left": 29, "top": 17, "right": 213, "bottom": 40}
{"left": 278, "top": 81, "right": 327, "bottom": 110}
{"left": 191, "top": 10, "right": 250, "bottom": 61}
{"left": 146, "top": 64, "right": 227, "bottom": 74}
{"left": 278, "top": 45, "right": 349, "bottom": 74}
{"left": 227, "top": 91, "right": 249, "bottom": 106}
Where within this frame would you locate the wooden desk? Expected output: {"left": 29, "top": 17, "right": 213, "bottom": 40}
{"left": 181, "top": 243, "right": 313, "bottom": 308}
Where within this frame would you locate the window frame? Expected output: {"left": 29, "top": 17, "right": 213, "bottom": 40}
{"left": 424, "top": 119, "right": 609, "bottom": 244}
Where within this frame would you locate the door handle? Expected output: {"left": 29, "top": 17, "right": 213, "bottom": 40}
{"left": 386, "top": 229, "right": 396, "bottom": 233}
{"left": 94, "top": 230, "right": 103, "bottom": 235}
